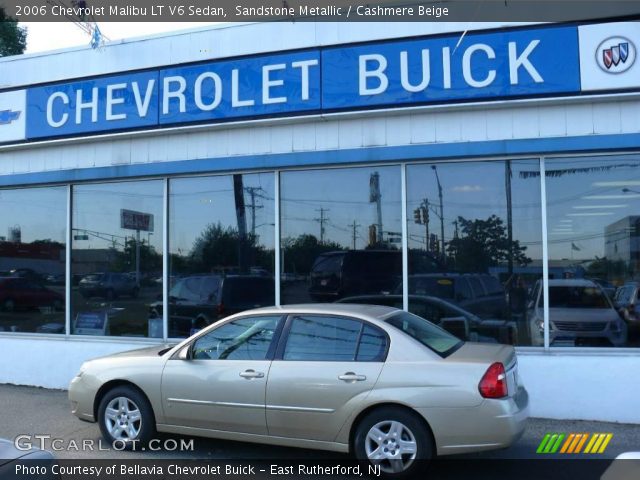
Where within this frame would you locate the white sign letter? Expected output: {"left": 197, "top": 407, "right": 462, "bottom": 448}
{"left": 509, "top": 40, "right": 543, "bottom": 84}
{"left": 462, "top": 44, "right": 496, "bottom": 88}
{"left": 106, "top": 83, "right": 127, "bottom": 121}
{"left": 75, "top": 88, "right": 98, "bottom": 124}
{"left": 132, "top": 80, "right": 155, "bottom": 118}
{"left": 194, "top": 72, "right": 222, "bottom": 111}
{"left": 163, "top": 76, "right": 187, "bottom": 114}
{"left": 400, "top": 50, "right": 431, "bottom": 92}
{"left": 359, "top": 54, "right": 388, "bottom": 95}
{"left": 262, "top": 64, "right": 287, "bottom": 105}
{"left": 46, "top": 92, "right": 69, "bottom": 128}
{"left": 231, "top": 69, "right": 255, "bottom": 107}
{"left": 291, "top": 59, "right": 319, "bottom": 101}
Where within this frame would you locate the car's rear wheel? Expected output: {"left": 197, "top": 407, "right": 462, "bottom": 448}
{"left": 353, "top": 407, "right": 433, "bottom": 478}
{"left": 98, "top": 386, "right": 155, "bottom": 449}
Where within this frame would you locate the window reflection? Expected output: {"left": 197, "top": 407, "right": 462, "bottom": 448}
{"left": 406, "top": 160, "right": 543, "bottom": 346}
{"left": 0, "top": 187, "right": 67, "bottom": 334}
{"left": 71, "top": 181, "right": 163, "bottom": 337}
{"left": 280, "top": 166, "right": 404, "bottom": 304}
{"left": 544, "top": 155, "right": 640, "bottom": 348}
{"left": 166, "top": 174, "right": 275, "bottom": 338}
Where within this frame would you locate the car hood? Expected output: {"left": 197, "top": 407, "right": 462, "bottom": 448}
{"left": 0, "top": 438, "right": 29, "bottom": 465}
{"left": 91, "top": 344, "right": 175, "bottom": 362}
{"left": 548, "top": 308, "right": 619, "bottom": 322}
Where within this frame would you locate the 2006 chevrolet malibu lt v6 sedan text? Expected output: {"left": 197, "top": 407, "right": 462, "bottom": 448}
{"left": 69, "top": 304, "right": 529, "bottom": 476}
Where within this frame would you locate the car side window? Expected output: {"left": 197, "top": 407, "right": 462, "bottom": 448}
{"left": 455, "top": 278, "right": 473, "bottom": 300}
{"left": 283, "top": 315, "right": 361, "bottom": 361}
{"left": 191, "top": 316, "right": 281, "bottom": 360}
{"left": 356, "top": 325, "right": 387, "bottom": 361}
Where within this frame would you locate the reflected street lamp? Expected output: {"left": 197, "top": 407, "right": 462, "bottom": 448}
{"left": 431, "top": 165, "right": 445, "bottom": 261}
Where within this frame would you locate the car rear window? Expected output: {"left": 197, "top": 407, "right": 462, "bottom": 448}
{"left": 311, "top": 254, "right": 344, "bottom": 275}
{"left": 386, "top": 311, "right": 462, "bottom": 357}
{"left": 408, "top": 277, "right": 455, "bottom": 299}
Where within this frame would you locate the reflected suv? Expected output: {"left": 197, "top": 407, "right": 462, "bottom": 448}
{"left": 78, "top": 272, "right": 139, "bottom": 300}
{"left": 527, "top": 279, "right": 627, "bottom": 347}
{"left": 149, "top": 275, "right": 275, "bottom": 337}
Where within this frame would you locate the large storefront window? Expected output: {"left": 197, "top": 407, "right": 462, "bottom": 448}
{"left": 544, "top": 155, "right": 640, "bottom": 348}
{"left": 71, "top": 181, "right": 163, "bottom": 337}
{"left": 167, "top": 173, "right": 275, "bottom": 338}
{"left": 280, "top": 166, "right": 404, "bottom": 305}
{"left": 0, "top": 187, "right": 67, "bottom": 334}
{"left": 406, "top": 160, "right": 543, "bottom": 346}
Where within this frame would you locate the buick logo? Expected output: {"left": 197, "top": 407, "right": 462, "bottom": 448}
{"left": 596, "top": 36, "right": 636, "bottom": 74}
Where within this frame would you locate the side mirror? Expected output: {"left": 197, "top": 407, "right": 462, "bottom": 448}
{"left": 177, "top": 344, "right": 191, "bottom": 360}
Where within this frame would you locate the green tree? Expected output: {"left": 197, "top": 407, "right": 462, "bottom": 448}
{"left": 0, "top": 9, "right": 27, "bottom": 57}
{"left": 282, "top": 234, "right": 344, "bottom": 275}
{"left": 446, "top": 215, "right": 531, "bottom": 272}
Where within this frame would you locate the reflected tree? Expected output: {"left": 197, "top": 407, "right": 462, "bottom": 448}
{"left": 447, "top": 215, "right": 531, "bottom": 272}
{"left": 282, "top": 234, "right": 344, "bottom": 275}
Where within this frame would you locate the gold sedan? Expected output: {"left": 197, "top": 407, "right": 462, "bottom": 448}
{"left": 69, "top": 304, "right": 528, "bottom": 476}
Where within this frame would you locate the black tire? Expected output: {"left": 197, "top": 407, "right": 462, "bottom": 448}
{"left": 2, "top": 299, "right": 16, "bottom": 312}
{"left": 353, "top": 407, "right": 433, "bottom": 478}
{"left": 97, "top": 385, "right": 156, "bottom": 450}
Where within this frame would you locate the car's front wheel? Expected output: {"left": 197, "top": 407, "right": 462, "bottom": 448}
{"left": 98, "top": 386, "right": 155, "bottom": 449}
{"left": 353, "top": 407, "right": 433, "bottom": 478}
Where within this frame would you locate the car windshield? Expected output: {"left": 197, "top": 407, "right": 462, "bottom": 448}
{"left": 386, "top": 311, "right": 463, "bottom": 357}
{"left": 405, "top": 277, "right": 455, "bottom": 298}
{"left": 546, "top": 286, "right": 611, "bottom": 309}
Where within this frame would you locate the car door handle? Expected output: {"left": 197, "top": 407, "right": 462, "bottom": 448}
{"left": 239, "top": 369, "right": 264, "bottom": 379}
{"left": 338, "top": 372, "right": 366, "bottom": 382}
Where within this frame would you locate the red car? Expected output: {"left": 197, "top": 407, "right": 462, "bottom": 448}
{"left": 0, "top": 277, "right": 64, "bottom": 312}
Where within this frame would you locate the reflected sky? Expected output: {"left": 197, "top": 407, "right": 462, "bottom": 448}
{"left": 0, "top": 187, "right": 66, "bottom": 244}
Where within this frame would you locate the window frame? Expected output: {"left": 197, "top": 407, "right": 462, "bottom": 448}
{"left": 273, "top": 313, "right": 390, "bottom": 363}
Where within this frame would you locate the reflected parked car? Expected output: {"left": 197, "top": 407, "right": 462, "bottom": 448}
{"left": 149, "top": 275, "right": 275, "bottom": 337}
{"left": 0, "top": 438, "right": 57, "bottom": 480}
{"left": 0, "top": 277, "right": 64, "bottom": 312}
{"left": 527, "top": 279, "right": 627, "bottom": 347}
{"left": 337, "top": 294, "right": 517, "bottom": 344}
{"left": 613, "top": 282, "right": 640, "bottom": 330}
{"left": 404, "top": 273, "right": 508, "bottom": 319}
{"left": 308, "top": 250, "right": 443, "bottom": 301}
{"left": 79, "top": 272, "right": 139, "bottom": 300}
{"left": 70, "top": 304, "right": 528, "bottom": 477}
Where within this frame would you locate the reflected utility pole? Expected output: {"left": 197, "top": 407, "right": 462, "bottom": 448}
{"left": 506, "top": 160, "right": 514, "bottom": 276}
{"left": 431, "top": 166, "right": 445, "bottom": 261}
{"left": 314, "top": 208, "right": 329, "bottom": 244}
{"left": 370, "top": 172, "right": 383, "bottom": 244}
{"left": 349, "top": 220, "right": 361, "bottom": 250}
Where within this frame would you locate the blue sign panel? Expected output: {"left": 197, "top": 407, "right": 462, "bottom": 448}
{"left": 322, "top": 25, "right": 580, "bottom": 109}
{"left": 27, "top": 71, "right": 159, "bottom": 139}
{"left": 22, "top": 24, "right": 582, "bottom": 142}
{"left": 160, "top": 50, "right": 321, "bottom": 125}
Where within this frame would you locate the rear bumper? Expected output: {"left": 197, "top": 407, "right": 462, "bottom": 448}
{"left": 419, "top": 386, "right": 529, "bottom": 456}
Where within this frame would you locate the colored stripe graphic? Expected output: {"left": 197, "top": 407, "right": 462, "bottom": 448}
{"left": 538, "top": 433, "right": 613, "bottom": 454}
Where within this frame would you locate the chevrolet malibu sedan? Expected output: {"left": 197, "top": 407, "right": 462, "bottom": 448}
{"left": 69, "top": 304, "right": 528, "bottom": 476}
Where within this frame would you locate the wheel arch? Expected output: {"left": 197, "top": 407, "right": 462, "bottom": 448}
{"left": 347, "top": 402, "right": 436, "bottom": 455}
{"left": 93, "top": 379, "right": 156, "bottom": 425}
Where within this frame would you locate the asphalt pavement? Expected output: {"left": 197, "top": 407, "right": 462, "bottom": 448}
{"left": 0, "top": 384, "right": 638, "bottom": 479}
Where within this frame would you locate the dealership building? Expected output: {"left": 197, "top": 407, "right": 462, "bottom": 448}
{"left": 0, "top": 19, "right": 639, "bottom": 423}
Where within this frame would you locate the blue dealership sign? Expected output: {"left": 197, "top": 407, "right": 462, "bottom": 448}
{"left": 23, "top": 24, "right": 582, "bottom": 142}
{"left": 322, "top": 26, "right": 580, "bottom": 109}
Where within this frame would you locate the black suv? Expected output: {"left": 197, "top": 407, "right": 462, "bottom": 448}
{"left": 308, "top": 250, "right": 443, "bottom": 301}
{"left": 404, "top": 273, "right": 508, "bottom": 319}
{"left": 149, "top": 275, "right": 275, "bottom": 337}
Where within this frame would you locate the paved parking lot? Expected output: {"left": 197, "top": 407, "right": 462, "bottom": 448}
{"left": 1, "top": 383, "right": 638, "bottom": 462}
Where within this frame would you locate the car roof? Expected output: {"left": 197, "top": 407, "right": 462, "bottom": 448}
{"left": 238, "top": 303, "right": 399, "bottom": 322}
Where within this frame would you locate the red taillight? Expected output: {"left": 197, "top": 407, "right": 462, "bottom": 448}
{"left": 478, "top": 362, "right": 508, "bottom": 399}
{"left": 217, "top": 302, "right": 225, "bottom": 316}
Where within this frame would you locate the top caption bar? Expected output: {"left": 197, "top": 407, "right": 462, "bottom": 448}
{"left": 2, "top": 0, "right": 640, "bottom": 22}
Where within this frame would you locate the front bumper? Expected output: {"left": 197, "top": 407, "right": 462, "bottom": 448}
{"left": 68, "top": 374, "right": 96, "bottom": 422}
{"left": 420, "top": 386, "right": 529, "bottom": 456}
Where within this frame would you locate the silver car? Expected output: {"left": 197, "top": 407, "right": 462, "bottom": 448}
{"left": 527, "top": 279, "right": 627, "bottom": 347}
{"left": 69, "top": 304, "right": 528, "bottom": 476}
